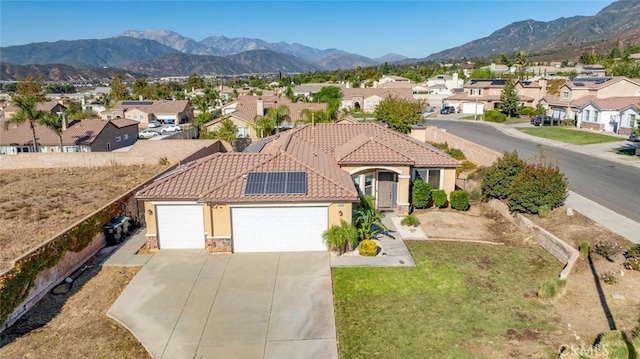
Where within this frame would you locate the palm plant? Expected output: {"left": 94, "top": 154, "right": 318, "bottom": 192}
{"left": 251, "top": 114, "right": 276, "bottom": 138}
{"left": 322, "top": 221, "right": 358, "bottom": 254}
{"left": 354, "top": 208, "right": 388, "bottom": 240}
{"left": 3, "top": 95, "right": 46, "bottom": 152}
{"left": 39, "top": 112, "right": 64, "bottom": 152}
{"left": 267, "top": 105, "right": 290, "bottom": 133}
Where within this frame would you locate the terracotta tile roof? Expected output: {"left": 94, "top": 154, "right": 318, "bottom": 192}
{"left": 112, "top": 100, "right": 190, "bottom": 115}
{"left": 377, "top": 82, "right": 416, "bottom": 89}
{"left": 273, "top": 123, "right": 460, "bottom": 168}
{"left": 236, "top": 95, "right": 291, "bottom": 105}
{"left": 445, "top": 93, "right": 534, "bottom": 102}
{"left": 226, "top": 101, "right": 327, "bottom": 124}
{"left": 542, "top": 95, "right": 595, "bottom": 107}
{"left": 0, "top": 118, "right": 134, "bottom": 146}
{"left": 3, "top": 100, "right": 66, "bottom": 114}
{"left": 580, "top": 97, "right": 640, "bottom": 110}
{"left": 565, "top": 76, "right": 640, "bottom": 90}
{"left": 342, "top": 87, "right": 414, "bottom": 100}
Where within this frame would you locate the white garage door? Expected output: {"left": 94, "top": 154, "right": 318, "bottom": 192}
{"left": 156, "top": 205, "right": 205, "bottom": 249}
{"left": 462, "top": 102, "right": 484, "bottom": 115}
{"left": 232, "top": 206, "right": 328, "bottom": 252}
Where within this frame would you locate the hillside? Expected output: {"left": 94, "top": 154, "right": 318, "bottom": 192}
{"left": 0, "top": 62, "right": 142, "bottom": 82}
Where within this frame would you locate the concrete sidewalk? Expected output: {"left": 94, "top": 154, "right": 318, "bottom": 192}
{"left": 103, "top": 229, "right": 153, "bottom": 267}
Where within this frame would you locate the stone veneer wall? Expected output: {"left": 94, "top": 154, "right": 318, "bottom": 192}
{"left": 580, "top": 122, "right": 605, "bottom": 131}
{"left": 487, "top": 199, "right": 579, "bottom": 280}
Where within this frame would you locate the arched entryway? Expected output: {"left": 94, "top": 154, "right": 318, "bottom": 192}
{"left": 349, "top": 166, "right": 402, "bottom": 211}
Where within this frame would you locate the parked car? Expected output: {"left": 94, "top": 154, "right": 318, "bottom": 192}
{"left": 138, "top": 129, "right": 161, "bottom": 139}
{"left": 532, "top": 116, "right": 554, "bottom": 126}
{"left": 161, "top": 125, "right": 182, "bottom": 133}
{"left": 440, "top": 106, "right": 456, "bottom": 114}
{"left": 148, "top": 121, "right": 161, "bottom": 128}
{"left": 628, "top": 133, "right": 640, "bottom": 142}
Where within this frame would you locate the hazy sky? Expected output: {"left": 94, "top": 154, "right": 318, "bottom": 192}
{"left": 1, "top": 1, "right": 614, "bottom": 58}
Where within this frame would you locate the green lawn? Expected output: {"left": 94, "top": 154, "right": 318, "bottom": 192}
{"left": 332, "top": 241, "right": 563, "bottom": 359}
{"left": 517, "top": 126, "right": 624, "bottom": 145}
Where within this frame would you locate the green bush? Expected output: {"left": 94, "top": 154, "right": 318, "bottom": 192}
{"left": 507, "top": 162, "right": 568, "bottom": 214}
{"left": 519, "top": 106, "right": 536, "bottom": 116}
{"left": 484, "top": 110, "right": 507, "bottom": 123}
{"left": 596, "top": 331, "right": 636, "bottom": 358}
{"left": 456, "top": 160, "right": 477, "bottom": 176}
{"left": 537, "top": 278, "right": 567, "bottom": 300}
{"left": 400, "top": 214, "right": 421, "bottom": 227}
{"left": 359, "top": 239, "right": 378, "bottom": 256}
{"left": 322, "top": 220, "right": 359, "bottom": 254}
{"left": 626, "top": 244, "right": 640, "bottom": 258}
{"left": 481, "top": 151, "right": 526, "bottom": 200}
{"left": 538, "top": 204, "right": 551, "bottom": 218}
{"left": 579, "top": 241, "right": 590, "bottom": 259}
{"left": 468, "top": 189, "right": 482, "bottom": 202}
{"left": 431, "top": 189, "right": 448, "bottom": 208}
{"left": 601, "top": 270, "right": 617, "bottom": 285}
{"left": 450, "top": 190, "right": 470, "bottom": 211}
{"left": 592, "top": 240, "right": 622, "bottom": 260}
{"left": 411, "top": 179, "right": 431, "bottom": 209}
{"left": 446, "top": 148, "right": 466, "bottom": 161}
{"left": 624, "top": 257, "right": 640, "bottom": 271}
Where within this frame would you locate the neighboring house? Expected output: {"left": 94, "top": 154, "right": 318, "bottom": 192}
{"left": 293, "top": 83, "right": 346, "bottom": 99}
{"left": 575, "top": 64, "right": 606, "bottom": 78}
{"left": 206, "top": 97, "right": 327, "bottom": 140}
{"left": 0, "top": 118, "right": 138, "bottom": 154}
{"left": 541, "top": 77, "right": 640, "bottom": 122}
{"left": 376, "top": 75, "right": 410, "bottom": 86}
{"left": 444, "top": 79, "right": 537, "bottom": 114}
{"left": 136, "top": 122, "right": 459, "bottom": 253}
{"left": 81, "top": 99, "right": 107, "bottom": 113}
{"left": 576, "top": 97, "right": 640, "bottom": 135}
{"left": 515, "top": 79, "right": 547, "bottom": 106}
{"left": 3, "top": 100, "right": 67, "bottom": 119}
{"left": 100, "top": 100, "right": 193, "bottom": 125}
{"left": 481, "top": 63, "right": 513, "bottom": 74}
{"left": 425, "top": 73, "right": 464, "bottom": 92}
{"left": 341, "top": 88, "right": 414, "bottom": 113}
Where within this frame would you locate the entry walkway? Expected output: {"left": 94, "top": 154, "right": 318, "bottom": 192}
{"left": 108, "top": 251, "right": 337, "bottom": 359}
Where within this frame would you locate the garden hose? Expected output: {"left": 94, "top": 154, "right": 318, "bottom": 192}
{"left": 50, "top": 265, "right": 92, "bottom": 295}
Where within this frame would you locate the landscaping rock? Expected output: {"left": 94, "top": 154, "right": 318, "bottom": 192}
{"left": 611, "top": 292, "right": 625, "bottom": 300}
{"left": 566, "top": 207, "right": 574, "bottom": 216}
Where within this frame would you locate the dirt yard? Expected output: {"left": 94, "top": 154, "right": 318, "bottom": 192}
{"left": 0, "top": 250, "right": 150, "bottom": 358}
{"left": 415, "top": 203, "right": 640, "bottom": 357}
{"left": 0, "top": 165, "right": 168, "bottom": 271}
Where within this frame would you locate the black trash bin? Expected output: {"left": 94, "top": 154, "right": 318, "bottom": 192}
{"left": 103, "top": 216, "right": 131, "bottom": 246}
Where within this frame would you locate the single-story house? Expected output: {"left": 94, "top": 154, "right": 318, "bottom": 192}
{"left": 100, "top": 100, "right": 193, "bottom": 125}
{"left": 137, "top": 122, "right": 460, "bottom": 253}
{"left": 341, "top": 88, "right": 414, "bottom": 113}
{"left": 0, "top": 118, "right": 138, "bottom": 154}
{"left": 576, "top": 97, "right": 640, "bottom": 135}
{"left": 2, "top": 100, "right": 67, "bottom": 119}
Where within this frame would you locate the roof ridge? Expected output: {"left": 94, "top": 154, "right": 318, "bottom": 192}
{"left": 379, "top": 123, "right": 459, "bottom": 162}
{"left": 366, "top": 136, "right": 415, "bottom": 163}
{"left": 279, "top": 150, "right": 356, "bottom": 195}
{"left": 333, "top": 133, "right": 370, "bottom": 161}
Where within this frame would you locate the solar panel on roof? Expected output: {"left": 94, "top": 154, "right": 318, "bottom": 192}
{"left": 491, "top": 79, "right": 506, "bottom": 86}
{"left": 574, "top": 83, "right": 585, "bottom": 86}
{"left": 121, "top": 101, "right": 154, "bottom": 106}
{"left": 244, "top": 172, "right": 307, "bottom": 195}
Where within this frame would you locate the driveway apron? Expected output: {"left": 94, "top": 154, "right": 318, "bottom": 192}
{"left": 107, "top": 251, "right": 337, "bottom": 359}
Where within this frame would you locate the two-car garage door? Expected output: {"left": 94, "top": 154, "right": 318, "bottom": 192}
{"left": 232, "top": 206, "right": 328, "bottom": 252}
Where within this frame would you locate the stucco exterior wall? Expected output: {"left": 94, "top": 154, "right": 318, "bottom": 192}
{"left": 597, "top": 81, "right": 640, "bottom": 98}
{"left": 443, "top": 168, "right": 456, "bottom": 195}
{"left": 212, "top": 205, "right": 232, "bottom": 238}
{"left": 328, "top": 203, "right": 352, "bottom": 227}
{"left": 91, "top": 124, "right": 139, "bottom": 152}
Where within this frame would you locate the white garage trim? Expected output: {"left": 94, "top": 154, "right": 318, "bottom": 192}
{"left": 232, "top": 206, "right": 328, "bottom": 252}
{"left": 156, "top": 204, "right": 205, "bottom": 249}
{"left": 229, "top": 203, "right": 330, "bottom": 208}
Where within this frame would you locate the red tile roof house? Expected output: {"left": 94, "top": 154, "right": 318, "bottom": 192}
{"left": 99, "top": 100, "right": 194, "bottom": 126}
{"left": 576, "top": 97, "right": 640, "bottom": 135}
{"left": 205, "top": 96, "right": 327, "bottom": 140}
{"left": 0, "top": 118, "right": 139, "bottom": 154}
{"left": 136, "top": 122, "right": 459, "bottom": 253}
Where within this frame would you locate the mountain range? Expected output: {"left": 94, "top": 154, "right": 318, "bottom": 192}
{"left": 0, "top": 0, "right": 638, "bottom": 81}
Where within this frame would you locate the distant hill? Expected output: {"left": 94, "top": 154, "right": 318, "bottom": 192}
{"left": 0, "top": 62, "right": 141, "bottom": 82}
{"left": 121, "top": 50, "right": 322, "bottom": 77}
{"left": 0, "top": 37, "right": 180, "bottom": 68}
{"left": 120, "top": 30, "right": 218, "bottom": 56}
{"left": 427, "top": 0, "right": 640, "bottom": 60}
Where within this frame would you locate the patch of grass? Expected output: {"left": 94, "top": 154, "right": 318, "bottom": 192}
{"left": 332, "top": 241, "right": 562, "bottom": 358}
{"left": 537, "top": 278, "right": 567, "bottom": 300}
{"left": 614, "top": 147, "right": 637, "bottom": 156}
{"left": 517, "top": 127, "right": 623, "bottom": 145}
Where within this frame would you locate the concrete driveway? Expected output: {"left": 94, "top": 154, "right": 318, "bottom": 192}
{"left": 108, "top": 251, "right": 337, "bottom": 359}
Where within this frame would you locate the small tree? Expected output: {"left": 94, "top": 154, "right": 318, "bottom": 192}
{"left": 39, "top": 112, "right": 64, "bottom": 152}
{"left": 499, "top": 79, "right": 519, "bottom": 117}
{"left": 374, "top": 96, "right": 424, "bottom": 133}
{"left": 110, "top": 75, "right": 129, "bottom": 101}
{"left": 186, "top": 72, "right": 205, "bottom": 91}
{"left": 209, "top": 118, "right": 237, "bottom": 147}
{"left": 411, "top": 179, "right": 431, "bottom": 208}
{"left": 507, "top": 162, "right": 568, "bottom": 214}
{"left": 481, "top": 151, "right": 526, "bottom": 200}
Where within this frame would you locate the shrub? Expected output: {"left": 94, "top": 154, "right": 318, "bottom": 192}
{"left": 400, "top": 214, "right": 420, "bottom": 227}
{"left": 484, "top": 110, "right": 507, "bottom": 123}
{"left": 456, "top": 160, "right": 477, "bottom": 176}
{"left": 519, "top": 106, "right": 536, "bottom": 116}
{"left": 431, "top": 189, "right": 448, "bottom": 208}
{"left": 624, "top": 257, "right": 640, "bottom": 271}
{"left": 579, "top": 241, "right": 590, "bottom": 259}
{"left": 359, "top": 239, "right": 378, "bottom": 256}
{"left": 481, "top": 151, "right": 526, "bottom": 200}
{"left": 600, "top": 271, "right": 617, "bottom": 285}
{"left": 446, "top": 148, "right": 466, "bottom": 161}
{"left": 507, "top": 162, "right": 568, "bottom": 214}
{"left": 450, "top": 190, "right": 470, "bottom": 211}
{"left": 538, "top": 204, "right": 551, "bottom": 218}
{"left": 322, "top": 221, "right": 359, "bottom": 254}
{"left": 626, "top": 244, "right": 640, "bottom": 259}
{"left": 537, "top": 278, "right": 567, "bottom": 299}
{"left": 593, "top": 241, "right": 622, "bottom": 260}
{"left": 468, "top": 189, "right": 482, "bottom": 202}
{"left": 354, "top": 208, "right": 387, "bottom": 240}
{"left": 362, "top": 194, "right": 375, "bottom": 210}
{"left": 411, "top": 179, "right": 431, "bottom": 209}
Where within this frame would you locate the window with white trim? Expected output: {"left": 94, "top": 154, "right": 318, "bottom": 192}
{"left": 583, "top": 109, "right": 591, "bottom": 122}
{"left": 562, "top": 91, "right": 569, "bottom": 99}
{"left": 414, "top": 168, "right": 442, "bottom": 189}
{"left": 628, "top": 114, "right": 637, "bottom": 128}
{"left": 593, "top": 111, "right": 599, "bottom": 123}
{"left": 236, "top": 127, "right": 249, "bottom": 138}
{"left": 470, "top": 89, "right": 481, "bottom": 96}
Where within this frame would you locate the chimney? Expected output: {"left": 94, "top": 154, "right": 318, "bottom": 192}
{"left": 61, "top": 113, "right": 68, "bottom": 131}
{"left": 139, "top": 95, "right": 144, "bottom": 101}
{"left": 256, "top": 98, "right": 264, "bottom": 116}
{"left": 538, "top": 78, "right": 548, "bottom": 98}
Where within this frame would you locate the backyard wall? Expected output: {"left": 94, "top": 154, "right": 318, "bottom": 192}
{"left": 0, "top": 139, "right": 220, "bottom": 169}
{"left": 414, "top": 125, "right": 502, "bottom": 167}
{"left": 487, "top": 199, "right": 579, "bottom": 279}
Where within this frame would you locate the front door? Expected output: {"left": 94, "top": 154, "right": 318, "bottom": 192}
{"left": 377, "top": 172, "right": 396, "bottom": 209}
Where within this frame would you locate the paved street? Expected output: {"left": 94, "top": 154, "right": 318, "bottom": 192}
{"left": 108, "top": 251, "right": 337, "bottom": 359}
{"left": 431, "top": 119, "right": 640, "bottom": 224}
